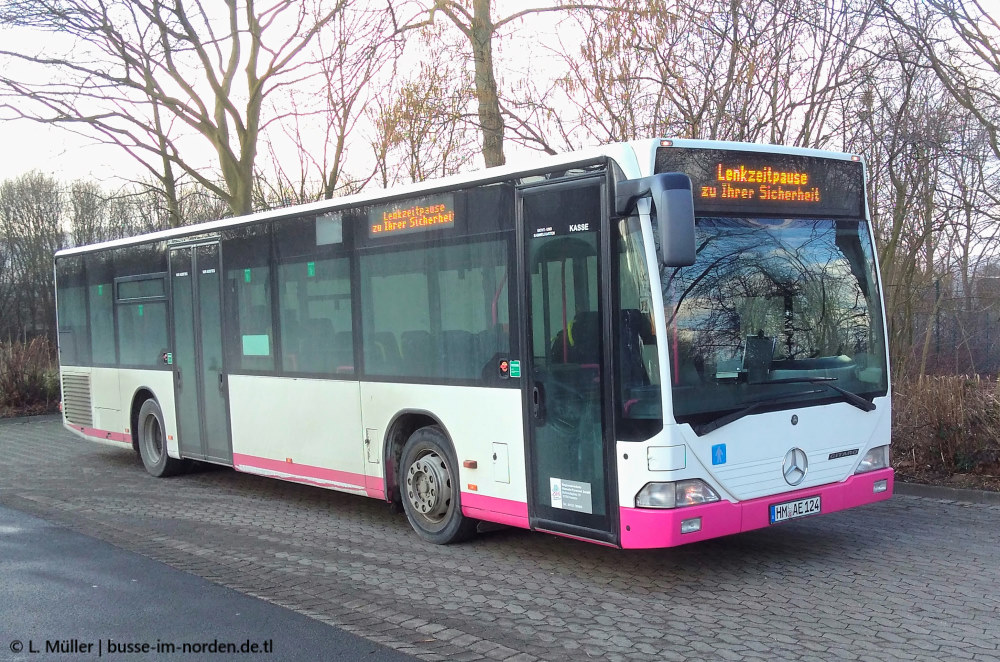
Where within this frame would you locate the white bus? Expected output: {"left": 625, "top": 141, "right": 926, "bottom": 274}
{"left": 55, "top": 139, "right": 892, "bottom": 547}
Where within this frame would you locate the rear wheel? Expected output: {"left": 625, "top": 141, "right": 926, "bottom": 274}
{"left": 399, "top": 426, "right": 476, "bottom": 544}
{"left": 137, "top": 399, "right": 183, "bottom": 477}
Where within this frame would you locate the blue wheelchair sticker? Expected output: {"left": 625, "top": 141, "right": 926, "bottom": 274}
{"left": 711, "top": 444, "right": 727, "bottom": 465}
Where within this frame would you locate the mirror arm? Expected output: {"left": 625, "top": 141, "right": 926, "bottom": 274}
{"left": 614, "top": 178, "right": 649, "bottom": 216}
{"left": 614, "top": 173, "right": 696, "bottom": 267}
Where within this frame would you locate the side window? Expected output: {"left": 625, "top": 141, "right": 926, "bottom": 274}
{"left": 278, "top": 257, "right": 353, "bottom": 375}
{"left": 226, "top": 265, "right": 273, "bottom": 371}
{"left": 223, "top": 227, "right": 274, "bottom": 372}
{"left": 58, "top": 286, "right": 89, "bottom": 365}
{"left": 437, "top": 243, "right": 509, "bottom": 378}
{"left": 616, "top": 217, "right": 662, "bottom": 438}
{"left": 56, "top": 256, "right": 90, "bottom": 366}
{"left": 362, "top": 256, "right": 429, "bottom": 377}
{"left": 530, "top": 234, "right": 599, "bottom": 367}
{"left": 115, "top": 274, "right": 168, "bottom": 367}
{"left": 360, "top": 239, "right": 510, "bottom": 380}
{"left": 86, "top": 253, "right": 115, "bottom": 365}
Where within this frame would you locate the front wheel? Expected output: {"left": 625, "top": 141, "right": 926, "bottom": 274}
{"left": 399, "top": 426, "right": 476, "bottom": 544}
{"left": 137, "top": 399, "right": 183, "bottom": 477}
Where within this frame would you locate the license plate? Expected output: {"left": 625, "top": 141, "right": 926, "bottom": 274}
{"left": 769, "top": 495, "right": 821, "bottom": 524}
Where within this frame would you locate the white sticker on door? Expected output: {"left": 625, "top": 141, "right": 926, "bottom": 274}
{"left": 549, "top": 477, "right": 593, "bottom": 514}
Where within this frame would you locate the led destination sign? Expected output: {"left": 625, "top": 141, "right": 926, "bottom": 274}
{"left": 369, "top": 194, "right": 456, "bottom": 237}
{"left": 655, "top": 148, "right": 864, "bottom": 218}
{"left": 712, "top": 164, "right": 818, "bottom": 202}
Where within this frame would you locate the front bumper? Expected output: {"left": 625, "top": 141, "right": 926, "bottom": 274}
{"left": 619, "top": 468, "right": 894, "bottom": 549}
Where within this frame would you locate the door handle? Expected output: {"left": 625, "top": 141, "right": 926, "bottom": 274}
{"left": 218, "top": 372, "right": 224, "bottom": 392}
{"left": 532, "top": 383, "right": 546, "bottom": 423}
{"left": 176, "top": 369, "right": 182, "bottom": 388}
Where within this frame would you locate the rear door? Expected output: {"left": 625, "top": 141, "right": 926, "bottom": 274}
{"left": 170, "top": 242, "right": 231, "bottom": 463}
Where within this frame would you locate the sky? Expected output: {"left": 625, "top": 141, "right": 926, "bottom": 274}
{"left": 0, "top": 0, "right": 567, "bottom": 188}
{"left": 0, "top": 0, "right": 998, "bottom": 188}
{"left": 0, "top": 122, "right": 123, "bottom": 182}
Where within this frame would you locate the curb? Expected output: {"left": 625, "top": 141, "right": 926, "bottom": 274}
{"left": 895, "top": 481, "right": 1000, "bottom": 505}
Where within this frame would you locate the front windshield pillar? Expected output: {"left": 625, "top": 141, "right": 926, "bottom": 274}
{"left": 634, "top": 202, "right": 676, "bottom": 427}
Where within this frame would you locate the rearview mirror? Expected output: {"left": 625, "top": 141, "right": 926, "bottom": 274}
{"left": 615, "top": 173, "right": 696, "bottom": 267}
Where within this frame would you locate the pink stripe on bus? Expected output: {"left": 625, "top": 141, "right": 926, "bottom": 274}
{"left": 79, "top": 426, "right": 130, "bottom": 444}
{"left": 461, "top": 492, "right": 530, "bottom": 529}
{"left": 364, "top": 478, "right": 386, "bottom": 500}
{"left": 233, "top": 452, "right": 382, "bottom": 495}
{"left": 619, "top": 468, "right": 894, "bottom": 549}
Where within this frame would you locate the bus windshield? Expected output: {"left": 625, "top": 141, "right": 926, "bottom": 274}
{"left": 664, "top": 217, "right": 888, "bottom": 431}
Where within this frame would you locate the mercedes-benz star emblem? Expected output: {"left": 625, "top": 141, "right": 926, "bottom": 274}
{"left": 782, "top": 447, "right": 808, "bottom": 486}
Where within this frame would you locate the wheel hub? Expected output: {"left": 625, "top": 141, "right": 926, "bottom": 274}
{"left": 406, "top": 452, "right": 452, "bottom": 521}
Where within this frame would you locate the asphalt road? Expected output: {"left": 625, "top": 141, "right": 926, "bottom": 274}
{"left": 0, "top": 505, "right": 415, "bottom": 662}
{"left": 2, "top": 415, "right": 999, "bottom": 661}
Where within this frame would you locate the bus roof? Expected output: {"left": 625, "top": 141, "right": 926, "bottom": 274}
{"left": 640, "top": 138, "right": 859, "bottom": 162}
{"left": 55, "top": 138, "right": 860, "bottom": 258}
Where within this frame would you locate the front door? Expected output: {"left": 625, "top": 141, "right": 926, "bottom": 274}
{"left": 518, "top": 176, "right": 616, "bottom": 543}
{"left": 170, "top": 243, "right": 231, "bottom": 463}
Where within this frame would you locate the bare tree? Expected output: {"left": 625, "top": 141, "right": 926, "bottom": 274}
{"left": 258, "top": 2, "right": 400, "bottom": 204}
{"left": 391, "top": 0, "right": 614, "bottom": 167}
{"left": 549, "top": 0, "right": 876, "bottom": 149}
{"left": 68, "top": 179, "right": 180, "bottom": 247}
{"left": 68, "top": 181, "right": 107, "bottom": 247}
{"left": 838, "top": 25, "right": 1000, "bottom": 376}
{"left": 851, "top": 55, "right": 945, "bottom": 374}
{"left": 0, "top": 172, "right": 65, "bottom": 342}
{"left": 880, "top": 0, "right": 1000, "bottom": 158}
{"left": 0, "top": 221, "right": 12, "bottom": 334}
{"left": 368, "top": 36, "right": 478, "bottom": 186}
{"left": 0, "top": 0, "right": 352, "bottom": 223}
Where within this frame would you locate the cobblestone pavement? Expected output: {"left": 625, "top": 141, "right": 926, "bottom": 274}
{"left": 2, "top": 416, "right": 999, "bottom": 662}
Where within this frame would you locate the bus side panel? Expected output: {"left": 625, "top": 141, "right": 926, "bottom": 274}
{"left": 359, "top": 382, "right": 529, "bottom": 528}
{"left": 90, "top": 366, "right": 123, "bottom": 443}
{"left": 117, "top": 368, "right": 177, "bottom": 456}
{"left": 228, "top": 375, "right": 366, "bottom": 494}
{"left": 60, "top": 366, "right": 174, "bottom": 451}
{"left": 60, "top": 366, "right": 127, "bottom": 444}
{"left": 60, "top": 366, "right": 124, "bottom": 445}
{"left": 90, "top": 366, "right": 122, "bottom": 410}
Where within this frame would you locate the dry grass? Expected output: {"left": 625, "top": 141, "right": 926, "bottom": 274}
{"left": 892, "top": 375, "right": 1000, "bottom": 483}
{"left": 0, "top": 337, "right": 59, "bottom": 413}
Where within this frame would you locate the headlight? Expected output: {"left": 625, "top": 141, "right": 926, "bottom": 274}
{"left": 855, "top": 445, "right": 890, "bottom": 474}
{"left": 635, "top": 479, "right": 721, "bottom": 509}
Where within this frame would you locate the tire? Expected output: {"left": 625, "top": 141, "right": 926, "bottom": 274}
{"left": 399, "top": 426, "right": 477, "bottom": 544}
{"left": 137, "top": 399, "right": 183, "bottom": 477}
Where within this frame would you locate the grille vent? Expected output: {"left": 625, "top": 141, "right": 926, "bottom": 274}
{"left": 61, "top": 373, "right": 93, "bottom": 427}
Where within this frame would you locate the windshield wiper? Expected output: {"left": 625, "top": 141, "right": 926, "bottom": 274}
{"left": 689, "top": 378, "right": 877, "bottom": 436}
{"left": 691, "top": 389, "right": 826, "bottom": 436}
{"left": 761, "top": 377, "right": 876, "bottom": 413}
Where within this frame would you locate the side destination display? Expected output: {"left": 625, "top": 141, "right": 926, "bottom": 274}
{"left": 655, "top": 147, "right": 864, "bottom": 218}
{"left": 369, "top": 193, "right": 456, "bottom": 237}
